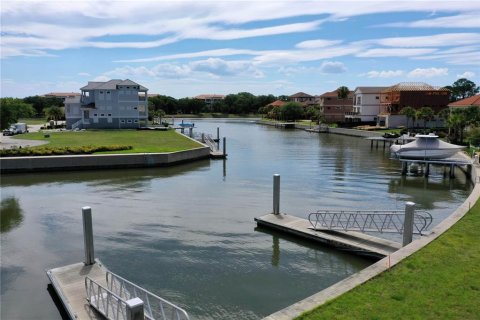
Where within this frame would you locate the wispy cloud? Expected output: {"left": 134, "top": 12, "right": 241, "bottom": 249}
{"left": 381, "top": 13, "right": 480, "bottom": 28}
{"left": 457, "top": 71, "right": 476, "bottom": 78}
{"left": 366, "top": 70, "right": 404, "bottom": 78}
{"left": 408, "top": 67, "right": 448, "bottom": 78}
{"left": 320, "top": 61, "right": 347, "bottom": 74}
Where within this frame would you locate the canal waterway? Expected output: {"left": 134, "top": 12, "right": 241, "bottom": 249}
{"left": 0, "top": 119, "right": 472, "bottom": 319}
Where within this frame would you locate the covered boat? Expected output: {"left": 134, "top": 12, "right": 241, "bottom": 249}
{"left": 390, "top": 134, "right": 465, "bottom": 159}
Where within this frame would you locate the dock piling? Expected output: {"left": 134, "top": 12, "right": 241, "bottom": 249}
{"left": 126, "top": 297, "right": 144, "bottom": 320}
{"left": 217, "top": 127, "right": 220, "bottom": 141}
{"left": 223, "top": 137, "right": 227, "bottom": 156}
{"left": 402, "top": 202, "right": 415, "bottom": 246}
{"left": 273, "top": 174, "right": 280, "bottom": 215}
{"left": 82, "top": 207, "right": 95, "bottom": 265}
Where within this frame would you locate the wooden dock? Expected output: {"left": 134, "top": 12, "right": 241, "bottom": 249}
{"left": 210, "top": 150, "right": 227, "bottom": 159}
{"left": 255, "top": 214, "right": 401, "bottom": 258}
{"left": 47, "top": 260, "right": 107, "bottom": 320}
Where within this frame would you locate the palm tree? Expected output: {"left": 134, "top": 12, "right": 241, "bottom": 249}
{"left": 399, "top": 106, "right": 416, "bottom": 129}
{"left": 336, "top": 86, "right": 350, "bottom": 100}
{"left": 416, "top": 107, "right": 435, "bottom": 131}
{"left": 44, "top": 106, "right": 64, "bottom": 126}
{"left": 448, "top": 110, "right": 467, "bottom": 143}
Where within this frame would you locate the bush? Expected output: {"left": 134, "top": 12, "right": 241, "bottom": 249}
{"left": 0, "top": 145, "right": 132, "bottom": 157}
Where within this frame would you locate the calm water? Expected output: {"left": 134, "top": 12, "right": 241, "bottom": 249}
{"left": 0, "top": 120, "right": 472, "bottom": 319}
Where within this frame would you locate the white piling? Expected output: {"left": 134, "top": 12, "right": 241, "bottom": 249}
{"left": 82, "top": 207, "right": 95, "bottom": 265}
{"left": 273, "top": 174, "right": 280, "bottom": 215}
{"left": 402, "top": 202, "right": 415, "bottom": 247}
{"left": 126, "top": 298, "right": 144, "bottom": 320}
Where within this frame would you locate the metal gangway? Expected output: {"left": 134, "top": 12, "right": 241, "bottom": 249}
{"left": 308, "top": 209, "right": 433, "bottom": 235}
{"left": 85, "top": 270, "right": 190, "bottom": 320}
{"left": 193, "top": 132, "right": 219, "bottom": 152}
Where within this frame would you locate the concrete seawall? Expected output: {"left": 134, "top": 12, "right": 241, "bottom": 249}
{"left": 0, "top": 147, "right": 211, "bottom": 173}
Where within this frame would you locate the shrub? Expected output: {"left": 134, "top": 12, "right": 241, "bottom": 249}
{"left": 0, "top": 145, "right": 133, "bottom": 157}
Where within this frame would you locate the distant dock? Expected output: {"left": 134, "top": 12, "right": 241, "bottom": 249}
{"left": 255, "top": 213, "right": 401, "bottom": 258}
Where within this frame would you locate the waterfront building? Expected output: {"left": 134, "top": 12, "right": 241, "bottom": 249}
{"left": 345, "top": 87, "right": 387, "bottom": 123}
{"left": 378, "top": 82, "right": 449, "bottom": 128}
{"left": 65, "top": 79, "right": 148, "bottom": 129}
{"left": 194, "top": 94, "right": 225, "bottom": 108}
{"left": 267, "top": 100, "right": 286, "bottom": 107}
{"left": 448, "top": 94, "right": 480, "bottom": 110}
{"left": 44, "top": 92, "right": 81, "bottom": 102}
{"left": 318, "top": 90, "right": 354, "bottom": 123}
{"left": 289, "top": 92, "right": 316, "bottom": 106}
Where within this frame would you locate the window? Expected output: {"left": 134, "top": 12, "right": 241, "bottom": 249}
{"left": 101, "top": 113, "right": 105, "bottom": 117}
{"left": 127, "top": 119, "right": 132, "bottom": 123}
{"left": 120, "top": 119, "right": 125, "bottom": 123}
{"left": 376, "top": 96, "right": 380, "bottom": 100}
{"left": 108, "top": 113, "right": 112, "bottom": 116}
{"left": 134, "top": 119, "right": 138, "bottom": 123}
{"left": 94, "top": 113, "right": 98, "bottom": 117}
{"left": 335, "top": 106, "right": 341, "bottom": 110}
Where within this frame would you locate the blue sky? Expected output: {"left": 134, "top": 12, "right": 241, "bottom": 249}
{"left": 1, "top": 0, "right": 479, "bottom": 98}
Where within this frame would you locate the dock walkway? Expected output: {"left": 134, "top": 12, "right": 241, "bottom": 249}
{"left": 255, "top": 213, "right": 401, "bottom": 258}
{"left": 47, "top": 260, "right": 108, "bottom": 320}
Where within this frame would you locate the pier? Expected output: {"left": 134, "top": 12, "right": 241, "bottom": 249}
{"left": 366, "top": 135, "right": 416, "bottom": 149}
{"left": 255, "top": 213, "right": 401, "bottom": 258}
{"left": 397, "top": 155, "right": 473, "bottom": 178}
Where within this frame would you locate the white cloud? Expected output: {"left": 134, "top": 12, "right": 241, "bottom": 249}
{"left": 457, "top": 71, "right": 476, "bottom": 78}
{"left": 366, "top": 70, "right": 404, "bottom": 78}
{"left": 364, "top": 33, "right": 480, "bottom": 48}
{"left": 296, "top": 39, "right": 343, "bottom": 49}
{"left": 78, "top": 72, "right": 91, "bottom": 77}
{"left": 356, "top": 48, "right": 437, "bottom": 58}
{"left": 319, "top": 61, "right": 347, "bottom": 74}
{"left": 408, "top": 67, "right": 448, "bottom": 78}
{"left": 382, "top": 13, "right": 480, "bottom": 28}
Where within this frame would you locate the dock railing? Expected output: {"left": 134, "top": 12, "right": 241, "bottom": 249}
{"left": 308, "top": 209, "right": 432, "bottom": 236}
{"left": 85, "top": 276, "right": 128, "bottom": 320}
{"left": 106, "top": 270, "right": 190, "bottom": 320}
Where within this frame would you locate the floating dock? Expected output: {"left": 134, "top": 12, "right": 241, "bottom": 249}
{"left": 255, "top": 213, "right": 401, "bottom": 258}
{"left": 47, "top": 261, "right": 107, "bottom": 320}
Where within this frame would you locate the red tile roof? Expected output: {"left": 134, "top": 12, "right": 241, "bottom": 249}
{"left": 290, "top": 92, "right": 313, "bottom": 98}
{"left": 319, "top": 91, "right": 353, "bottom": 98}
{"left": 448, "top": 95, "right": 480, "bottom": 107}
{"left": 268, "top": 100, "right": 286, "bottom": 107}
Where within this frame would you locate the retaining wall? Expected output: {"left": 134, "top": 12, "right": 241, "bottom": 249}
{"left": 0, "top": 147, "right": 211, "bottom": 173}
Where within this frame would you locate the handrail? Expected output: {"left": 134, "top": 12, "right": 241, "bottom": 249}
{"left": 106, "top": 270, "right": 190, "bottom": 320}
{"left": 308, "top": 209, "right": 432, "bottom": 235}
{"left": 85, "top": 276, "right": 127, "bottom": 320}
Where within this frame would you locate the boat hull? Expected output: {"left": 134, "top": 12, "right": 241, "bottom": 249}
{"left": 390, "top": 145, "right": 462, "bottom": 159}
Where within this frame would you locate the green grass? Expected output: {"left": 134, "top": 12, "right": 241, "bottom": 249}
{"left": 12, "top": 130, "right": 203, "bottom": 153}
{"left": 18, "top": 118, "right": 48, "bottom": 125}
{"left": 296, "top": 199, "right": 480, "bottom": 320}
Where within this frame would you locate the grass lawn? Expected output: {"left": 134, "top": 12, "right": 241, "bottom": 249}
{"left": 12, "top": 130, "right": 203, "bottom": 153}
{"left": 18, "top": 118, "right": 48, "bottom": 125}
{"left": 296, "top": 199, "right": 480, "bottom": 320}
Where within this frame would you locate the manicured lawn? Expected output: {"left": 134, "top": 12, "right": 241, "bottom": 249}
{"left": 13, "top": 130, "right": 203, "bottom": 153}
{"left": 18, "top": 118, "right": 48, "bottom": 125}
{"left": 296, "top": 199, "right": 480, "bottom": 320}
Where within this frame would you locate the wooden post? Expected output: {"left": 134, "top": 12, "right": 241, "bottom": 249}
{"left": 223, "top": 137, "right": 226, "bottom": 156}
{"left": 403, "top": 202, "right": 415, "bottom": 246}
{"left": 126, "top": 298, "right": 144, "bottom": 320}
{"left": 425, "top": 163, "right": 430, "bottom": 177}
{"left": 450, "top": 164, "right": 455, "bottom": 178}
{"left": 189, "top": 127, "right": 193, "bottom": 137}
{"left": 402, "top": 161, "right": 408, "bottom": 175}
{"left": 217, "top": 127, "right": 220, "bottom": 141}
{"left": 82, "top": 207, "right": 95, "bottom": 265}
{"left": 273, "top": 174, "right": 280, "bottom": 215}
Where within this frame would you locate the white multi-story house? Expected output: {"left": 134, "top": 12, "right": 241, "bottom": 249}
{"left": 345, "top": 87, "right": 387, "bottom": 123}
{"left": 65, "top": 79, "right": 148, "bottom": 129}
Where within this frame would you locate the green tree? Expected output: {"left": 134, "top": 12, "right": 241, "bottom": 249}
{"left": 305, "top": 105, "right": 320, "bottom": 122}
{"left": 23, "top": 95, "right": 63, "bottom": 116}
{"left": 149, "top": 95, "right": 179, "bottom": 114}
{"left": 0, "top": 98, "right": 35, "bottom": 129}
{"left": 336, "top": 86, "right": 350, "bottom": 100}
{"left": 416, "top": 107, "right": 435, "bottom": 130}
{"left": 399, "top": 106, "right": 416, "bottom": 128}
{"left": 448, "top": 109, "right": 467, "bottom": 143}
{"left": 444, "top": 78, "right": 479, "bottom": 102}
{"left": 279, "top": 102, "right": 304, "bottom": 121}
{"left": 467, "top": 127, "right": 480, "bottom": 146}
{"left": 44, "top": 106, "right": 64, "bottom": 126}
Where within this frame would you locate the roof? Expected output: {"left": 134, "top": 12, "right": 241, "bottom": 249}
{"left": 448, "top": 95, "right": 480, "bottom": 108}
{"left": 384, "top": 82, "right": 449, "bottom": 92}
{"left": 80, "top": 79, "right": 148, "bottom": 91}
{"left": 268, "top": 100, "right": 286, "bottom": 107}
{"left": 194, "top": 94, "right": 225, "bottom": 99}
{"left": 44, "top": 92, "right": 81, "bottom": 97}
{"left": 290, "top": 92, "right": 313, "bottom": 98}
{"left": 319, "top": 90, "right": 354, "bottom": 98}
{"left": 354, "top": 87, "right": 388, "bottom": 94}
{"left": 64, "top": 96, "right": 81, "bottom": 103}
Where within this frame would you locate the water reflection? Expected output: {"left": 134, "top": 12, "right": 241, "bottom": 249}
{"left": 1, "top": 197, "right": 24, "bottom": 233}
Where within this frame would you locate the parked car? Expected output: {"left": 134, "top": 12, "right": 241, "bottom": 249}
{"left": 3, "top": 123, "right": 28, "bottom": 136}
